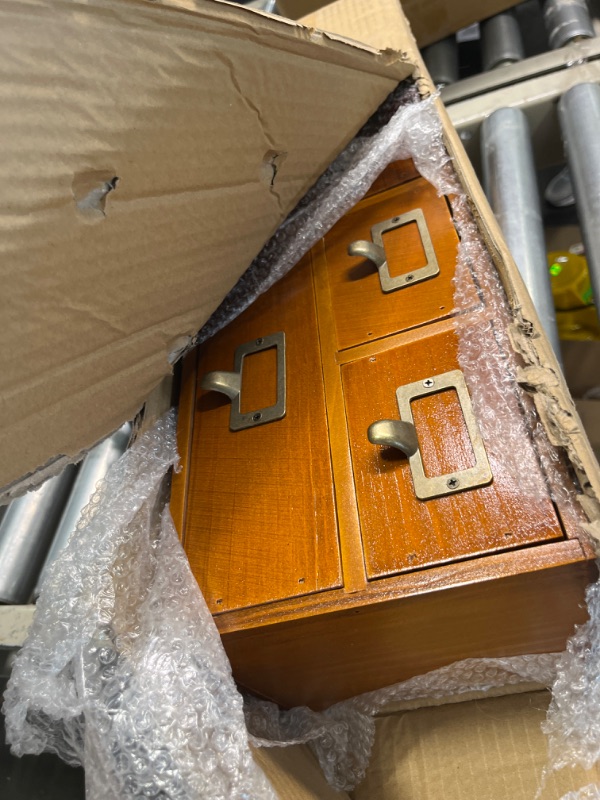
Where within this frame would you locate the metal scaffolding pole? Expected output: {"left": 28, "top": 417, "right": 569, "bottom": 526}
{"left": 34, "top": 423, "right": 132, "bottom": 597}
{"left": 481, "top": 10, "right": 525, "bottom": 70}
{"left": 0, "top": 466, "right": 77, "bottom": 604}
{"left": 422, "top": 36, "right": 459, "bottom": 88}
{"left": 543, "top": 0, "right": 595, "bottom": 49}
{"left": 558, "top": 82, "right": 600, "bottom": 319}
{"left": 481, "top": 106, "right": 562, "bottom": 361}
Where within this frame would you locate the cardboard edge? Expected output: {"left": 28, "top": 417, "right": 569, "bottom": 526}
{"left": 153, "top": 0, "right": 414, "bottom": 81}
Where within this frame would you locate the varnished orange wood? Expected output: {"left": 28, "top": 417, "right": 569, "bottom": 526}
{"left": 215, "top": 536, "right": 589, "bottom": 634}
{"left": 222, "top": 542, "right": 597, "bottom": 709}
{"left": 184, "top": 254, "right": 342, "bottom": 615}
{"left": 170, "top": 349, "right": 198, "bottom": 540}
{"left": 310, "top": 244, "right": 367, "bottom": 593}
{"left": 341, "top": 323, "right": 565, "bottom": 579}
{"left": 323, "top": 177, "right": 479, "bottom": 351}
{"left": 173, "top": 157, "right": 597, "bottom": 713}
{"left": 239, "top": 346, "right": 278, "bottom": 414}
{"left": 365, "top": 159, "right": 420, "bottom": 197}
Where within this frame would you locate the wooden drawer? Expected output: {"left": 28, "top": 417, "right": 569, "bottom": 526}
{"left": 341, "top": 322, "right": 564, "bottom": 579}
{"left": 173, "top": 158, "right": 597, "bottom": 710}
{"left": 318, "top": 176, "right": 479, "bottom": 351}
{"left": 181, "top": 255, "right": 342, "bottom": 615}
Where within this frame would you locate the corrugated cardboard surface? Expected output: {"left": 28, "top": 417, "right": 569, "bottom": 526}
{"left": 283, "top": 0, "right": 522, "bottom": 48}
{"left": 352, "top": 691, "right": 600, "bottom": 799}
{"left": 0, "top": 0, "right": 411, "bottom": 501}
{"left": 254, "top": 745, "right": 351, "bottom": 800}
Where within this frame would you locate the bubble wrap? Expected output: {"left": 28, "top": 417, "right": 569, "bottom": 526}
{"left": 3, "top": 412, "right": 276, "bottom": 800}
{"left": 544, "top": 578, "right": 600, "bottom": 775}
{"left": 245, "top": 654, "right": 559, "bottom": 791}
{"left": 559, "top": 787, "right": 600, "bottom": 800}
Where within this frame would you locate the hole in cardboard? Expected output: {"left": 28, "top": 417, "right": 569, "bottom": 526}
{"left": 260, "top": 150, "right": 287, "bottom": 188}
{"left": 73, "top": 172, "right": 119, "bottom": 219}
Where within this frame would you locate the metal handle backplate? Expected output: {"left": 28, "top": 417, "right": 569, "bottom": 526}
{"left": 369, "top": 369, "right": 492, "bottom": 499}
{"left": 201, "top": 331, "right": 286, "bottom": 431}
{"left": 348, "top": 207, "right": 440, "bottom": 293}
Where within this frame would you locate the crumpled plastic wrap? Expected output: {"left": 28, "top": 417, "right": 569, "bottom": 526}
{"left": 245, "top": 654, "right": 559, "bottom": 791}
{"left": 544, "top": 577, "right": 600, "bottom": 776}
{"left": 3, "top": 412, "right": 276, "bottom": 800}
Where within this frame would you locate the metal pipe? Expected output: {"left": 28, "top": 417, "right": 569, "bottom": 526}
{"left": 0, "top": 466, "right": 78, "bottom": 604}
{"left": 34, "top": 423, "right": 132, "bottom": 598}
{"left": 481, "top": 107, "right": 563, "bottom": 361}
{"left": 0, "top": 648, "right": 17, "bottom": 678}
{"left": 422, "top": 36, "right": 459, "bottom": 89}
{"left": 543, "top": 0, "right": 594, "bottom": 49}
{"left": 481, "top": 10, "right": 525, "bottom": 70}
{"left": 558, "top": 83, "right": 600, "bottom": 317}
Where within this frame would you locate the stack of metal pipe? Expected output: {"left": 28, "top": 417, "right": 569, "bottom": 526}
{"left": 0, "top": 423, "right": 131, "bottom": 606}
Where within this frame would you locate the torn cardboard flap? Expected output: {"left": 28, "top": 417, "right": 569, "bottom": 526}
{"left": 0, "top": 0, "right": 411, "bottom": 500}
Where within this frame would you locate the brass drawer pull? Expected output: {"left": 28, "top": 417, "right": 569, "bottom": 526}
{"left": 348, "top": 207, "right": 439, "bottom": 293}
{"left": 201, "top": 331, "right": 286, "bottom": 431}
{"left": 368, "top": 370, "right": 492, "bottom": 499}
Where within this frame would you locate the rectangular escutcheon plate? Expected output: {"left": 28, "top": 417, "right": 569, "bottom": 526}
{"left": 231, "top": 331, "right": 286, "bottom": 431}
{"left": 396, "top": 369, "right": 492, "bottom": 500}
{"left": 372, "top": 207, "right": 439, "bottom": 292}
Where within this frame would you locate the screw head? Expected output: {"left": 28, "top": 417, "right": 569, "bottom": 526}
{"left": 253, "top": 412, "right": 262, "bottom": 422}
{"left": 405, "top": 274, "right": 414, "bottom": 282}
{"left": 423, "top": 378, "right": 435, "bottom": 388}
{"left": 447, "top": 477, "right": 459, "bottom": 489}
{"left": 256, "top": 337, "right": 264, "bottom": 346}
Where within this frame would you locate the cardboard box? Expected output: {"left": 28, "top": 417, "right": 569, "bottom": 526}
{"left": 0, "top": 0, "right": 411, "bottom": 502}
{"left": 280, "top": 0, "right": 523, "bottom": 48}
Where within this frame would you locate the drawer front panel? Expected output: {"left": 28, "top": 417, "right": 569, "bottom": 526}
{"left": 184, "top": 256, "right": 342, "bottom": 614}
{"left": 341, "top": 325, "right": 565, "bottom": 580}
{"left": 322, "top": 177, "right": 478, "bottom": 350}
{"left": 364, "top": 158, "right": 420, "bottom": 197}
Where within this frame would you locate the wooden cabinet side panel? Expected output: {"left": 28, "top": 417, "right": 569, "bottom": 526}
{"left": 170, "top": 349, "right": 198, "bottom": 540}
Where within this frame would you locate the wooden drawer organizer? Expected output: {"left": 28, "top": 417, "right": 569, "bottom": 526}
{"left": 173, "top": 160, "right": 597, "bottom": 710}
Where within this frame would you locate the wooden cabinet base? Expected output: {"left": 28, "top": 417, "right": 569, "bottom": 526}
{"left": 220, "top": 541, "right": 595, "bottom": 710}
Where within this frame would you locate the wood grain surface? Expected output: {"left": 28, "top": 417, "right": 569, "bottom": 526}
{"left": 172, "top": 158, "right": 596, "bottom": 711}
{"left": 183, "top": 254, "right": 342, "bottom": 614}
{"left": 341, "top": 323, "right": 565, "bottom": 579}
{"left": 170, "top": 350, "right": 198, "bottom": 539}
{"left": 223, "top": 543, "right": 596, "bottom": 709}
{"left": 322, "top": 177, "right": 478, "bottom": 351}
{"left": 365, "top": 158, "right": 420, "bottom": 197}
